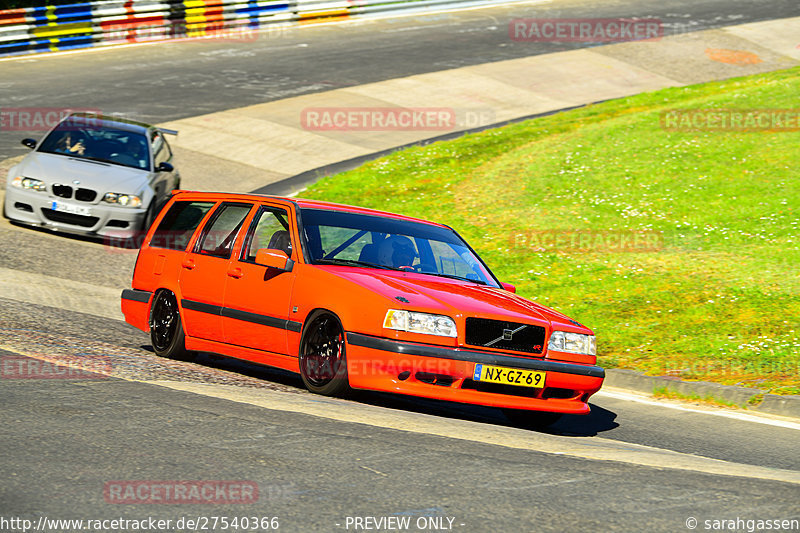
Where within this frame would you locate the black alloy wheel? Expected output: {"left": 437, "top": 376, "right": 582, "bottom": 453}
{"left": 149, "top": 291, "right": 192, "bottom": 361}
{"left": 299, "top": 311, "right": 350, "bottom": 396}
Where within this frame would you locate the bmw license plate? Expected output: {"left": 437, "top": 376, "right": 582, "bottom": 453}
{"left": 51, "top": 201, "right": 91, "bottom": 216}
{"left": 474, "top": 364, "right": 546, "bottom": 388}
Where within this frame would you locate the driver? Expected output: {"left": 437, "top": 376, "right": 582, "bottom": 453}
{"left": 54, "top": 131, "right": 87, "bottom": 155}
{"left": 377, "top": 235, "right": 417, "bottom": 269}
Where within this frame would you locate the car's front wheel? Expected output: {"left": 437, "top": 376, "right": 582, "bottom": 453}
{"left": 149, "top": 290, "right": 193, "bottom": 361}
{"left": 299, "top": 311, "right": 350, "bottom": 396}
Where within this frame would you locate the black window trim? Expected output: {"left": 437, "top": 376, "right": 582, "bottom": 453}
{"left": 193, "top": 201, "right": 255, "bottom": 260}
{"left": 238, "top": 204, "right": 292, "bottom": 264}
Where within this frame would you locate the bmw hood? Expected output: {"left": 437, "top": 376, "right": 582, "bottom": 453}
{"left": 12, "top": 152, "right": 150, "bottom": 194}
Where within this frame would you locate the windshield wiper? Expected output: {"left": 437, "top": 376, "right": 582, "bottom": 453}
{"left": 65, "top": 155, "right": 111, "bottom": 166}
{"left": 315, "top": 258, "right": 396, "bottom": 270}
{"left": 421, "top": 272, "right": 488, "bottom": 285}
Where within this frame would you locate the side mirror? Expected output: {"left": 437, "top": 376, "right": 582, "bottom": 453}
{"left": 255, "top": 248, "right": 294, "bottom": 272}
{"left": 21, "top": 138, "right": 36, "bottom": 149}
{"left": 500, "top": 282, "right": 516, "bottom": 293}
{"left": 157, "top": 162, "right": 174, "bottom": 172}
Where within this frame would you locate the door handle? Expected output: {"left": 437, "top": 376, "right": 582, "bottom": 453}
{"left": 181, "top": 258, "right": 196, "bottom": 270}
{"left": 227, "top": 267, "right": 243, "bottom": 279}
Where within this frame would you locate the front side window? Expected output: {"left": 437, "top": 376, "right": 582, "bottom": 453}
{"left": 300, "top": 208, "right": 499, "bottom": 287}
{"left": 195, "top": 203, "right": 253, "bottom": 259}
{"left": 241, "top": 206, "right": 291, "bottom": 262}
{"left": 152, "top": 132, "right": 172, "bottom": 167}
{"left": 149, "top": 200, "right": 215, "bottom": 250}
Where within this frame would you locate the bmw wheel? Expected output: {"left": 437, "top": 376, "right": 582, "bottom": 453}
{"left": 150, "top": 290, "right": 192, "bottom": 361}
{"left": 299, "top": 311, "right": 350, "bottom": 396}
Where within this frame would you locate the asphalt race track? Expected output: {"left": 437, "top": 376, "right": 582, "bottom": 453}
{"left": 1, "top": 0, "right": 800, "bottom": 531}
{"left": 2, "top": 0, "right": 800, "bottom": 160}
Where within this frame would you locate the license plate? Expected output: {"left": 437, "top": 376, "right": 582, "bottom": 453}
{"left": 51, "top": 201, "right": 91, "bottom": 216}
{"left": 473, "top": 364, "right": 546, "bottom": 388}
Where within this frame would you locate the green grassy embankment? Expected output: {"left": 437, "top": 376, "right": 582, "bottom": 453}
{"left": 302, "top": 67, "right": 800, "bottom": 395}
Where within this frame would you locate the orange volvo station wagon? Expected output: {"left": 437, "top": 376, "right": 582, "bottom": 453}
{"left": 121, "top": 191, "right": 604, "bottom": 425}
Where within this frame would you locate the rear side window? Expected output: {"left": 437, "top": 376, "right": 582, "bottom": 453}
{"left": 195, "top": 203, "right": 253, "bottom": 259}
{"left": 149, "top": 201, "right": 215, "bottom": 250}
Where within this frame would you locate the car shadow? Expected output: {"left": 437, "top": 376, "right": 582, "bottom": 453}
{"left": 141, "top": 345, "right": 620, "bottom": 436}
{"left": 139, "top": 345, "right": 307, "bottom": 390}
{"left": 7, "top": 219, "right": 101, "bottom": 243}
{"left": 348, "top": 390, "right": 620, "bottom": 437}
{"left": 538, "top": 404, "right": 619, "bottom": 436}
{"left": 6, "top": 219, "right": 143, "bottom": 249}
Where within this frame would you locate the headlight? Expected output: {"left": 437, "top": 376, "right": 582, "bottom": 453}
{"left": 11, "top": 176, "right": 46, "bottom": 192}
{"left": 383, "top": 309, "right": 457, "bottom": 338}
{"left": 104, "top": 192, "right": 142, "bottom": 208}
{"left": 548, "top": 330, "right": 596, "bottom": 355}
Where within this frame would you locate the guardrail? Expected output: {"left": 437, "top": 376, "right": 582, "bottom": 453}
{"left": 0, "top": 0, "right": 525, "bottom": 57}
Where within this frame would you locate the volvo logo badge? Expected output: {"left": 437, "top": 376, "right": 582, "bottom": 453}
{"left": 485, "top": 325, "right": 527, "bottom": 347}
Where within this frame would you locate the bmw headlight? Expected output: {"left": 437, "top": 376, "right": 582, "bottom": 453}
{"left": 104, "top": 192, "right": 142, "bottom": 208}
{"left": 548, "top": 331, "right": 596, "bottom": 355}
{"left": 383, "top": 310, "right": 457, "bottom": 338}
{"left": 11, "top": 176, "right": 46, "bottom": 192}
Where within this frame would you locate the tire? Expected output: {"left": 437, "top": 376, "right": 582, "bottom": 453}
{"left": 149, "top": 291, "right": 193, "bottom": 361}
{"left": 503, "top": 409, "right": 562, "bottom": 428}
{"left": 299, "top": 311, "right": 350, "bottom": 396}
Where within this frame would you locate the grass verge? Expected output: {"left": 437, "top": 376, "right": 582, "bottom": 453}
{"left": 652, "top": 386, "right": 745, "bottom": 410}
{"left": 302, "top": 67, "right": 800, "bottom": 395}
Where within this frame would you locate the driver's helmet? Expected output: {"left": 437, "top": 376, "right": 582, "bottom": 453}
{"left": 378, "top": 235, "right": 417, "bottom": 268}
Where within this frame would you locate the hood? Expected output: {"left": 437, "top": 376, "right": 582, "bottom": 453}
{"left": 15, "top": 152, "right": 150, "bottom": 194}
{"left": 319, "top": 266, "right": 593, "bottom": 334}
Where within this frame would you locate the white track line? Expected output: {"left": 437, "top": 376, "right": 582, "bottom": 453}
{"left": 596, "top": 389, "right": 800, "bottom": 430}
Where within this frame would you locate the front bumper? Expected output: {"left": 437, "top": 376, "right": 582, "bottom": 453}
{"left": 345, "top": 332, "right": 605, "bottom": 414}
{"left": 4, "top": 186, "right": 146, "bottom": 238}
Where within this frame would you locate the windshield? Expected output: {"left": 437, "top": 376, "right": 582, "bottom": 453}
{"left": 38, "top": 119, "right": 150, "bottom": 171}
{"left": 300, "top": 208, "right": 500, "bottom": 288}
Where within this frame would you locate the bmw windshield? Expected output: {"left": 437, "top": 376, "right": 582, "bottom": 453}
{"left": 38, "top": 119, "right": 150, "bottom": 171}
{"left": 300, "top": 208, "right": 501, "bottom": 288}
